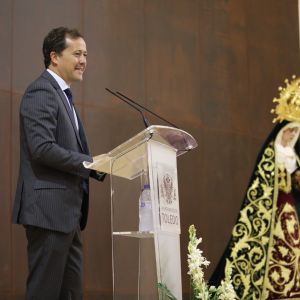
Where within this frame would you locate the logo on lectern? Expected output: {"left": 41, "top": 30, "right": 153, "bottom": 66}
{"left": 157, "top": 164, "right": 180, "bottom": 234}
{"left": 160, "top": 173, "right": 177, "bottom": 204}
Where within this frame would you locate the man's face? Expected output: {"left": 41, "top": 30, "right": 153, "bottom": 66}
{"left": 50, "top": 37, "right": 87, "bottom": 85}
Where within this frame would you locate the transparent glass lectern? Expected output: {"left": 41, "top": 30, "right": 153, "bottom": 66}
{"left": 86, "top": 125, "right": 197, "bottom": 300}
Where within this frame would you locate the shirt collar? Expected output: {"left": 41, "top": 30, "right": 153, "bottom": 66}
{"left": 46, "top": 69, "right": 69, "bottom": 91}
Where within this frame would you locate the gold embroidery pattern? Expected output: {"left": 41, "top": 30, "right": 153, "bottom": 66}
{"left": 226, "top": 140, "right": 300, "bottom": 299}
{"left": 227, "top": 142, "right": 275, "bottom": 300}
{"left": 263, "top": 197, "right": 300, "bottom": 298}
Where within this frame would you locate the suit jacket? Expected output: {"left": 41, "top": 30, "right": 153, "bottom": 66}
{"left": 13, "top": 70, "right": 93, "bottom": 233}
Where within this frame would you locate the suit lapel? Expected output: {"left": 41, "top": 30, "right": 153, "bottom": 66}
{"left": 41, "top": 71, "right": 85, "bottom": 152}
{"left": 57, "top": 89, "right": 85, "bottom": 151}
{"left": 75, "top": 110, "right": 90, "bottom": 155}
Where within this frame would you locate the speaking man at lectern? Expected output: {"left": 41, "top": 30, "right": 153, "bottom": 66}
{"left": 12, "top": 27, "right": 105, "bottom": 300}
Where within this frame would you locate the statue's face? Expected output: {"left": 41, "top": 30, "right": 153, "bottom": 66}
{"left": 281, "top": 127, "right": 299, "bottom": 145}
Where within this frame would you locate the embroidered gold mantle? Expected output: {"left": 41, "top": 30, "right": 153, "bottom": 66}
{"left": 226, "top": 141, "right": 300, "bottom": 299}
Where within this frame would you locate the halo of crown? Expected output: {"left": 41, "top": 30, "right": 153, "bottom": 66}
{"left": 271, "top": 75, "right": 300, "bottom": 123}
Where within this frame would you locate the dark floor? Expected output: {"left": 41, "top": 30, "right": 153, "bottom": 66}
{"left": 0, "top": 294, "right": 112, "bottom": 300}
{"left": 0, "top": 292, "right": 190, "bottom": 300}
{"left": 0, "top": 294, "right": 190, "bottom": 300}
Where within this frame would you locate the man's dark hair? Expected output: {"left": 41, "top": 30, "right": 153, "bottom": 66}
{"left": 42, "top": 27, "right": 83, "bottom": 68}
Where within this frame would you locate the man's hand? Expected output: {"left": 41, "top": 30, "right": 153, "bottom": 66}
{"left": 90, "top": 170, "right": 106, "bottom": 182}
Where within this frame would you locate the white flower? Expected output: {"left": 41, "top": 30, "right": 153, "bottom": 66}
{"left": 217, "top": 280, "right": 236, "bottom": 300}
{"left": 216, "top": 260, "right": 237, "bottom": 300}
{"left": 188, "top": 225, "right": 211, "bottom": 299}
{"left": 187, "top": 225, "right": 237, "bottom": 300}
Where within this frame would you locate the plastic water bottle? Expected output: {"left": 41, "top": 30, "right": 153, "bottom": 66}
{"left": 139, "top": 184, "right": 153, "bottom": 232}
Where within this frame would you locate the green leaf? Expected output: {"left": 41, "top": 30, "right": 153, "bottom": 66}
{"left": 158, "top": 282, "right": 178, "bottom": 300}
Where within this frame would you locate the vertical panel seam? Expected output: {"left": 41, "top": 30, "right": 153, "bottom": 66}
{"left": 143, "top": 0, "right": 147, "bottom": 107}
{"left": 10, "top": 0, "right": 15, "bottom": 297}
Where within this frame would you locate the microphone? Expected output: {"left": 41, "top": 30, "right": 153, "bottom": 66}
{"left": 105, "top": 88, "right": 151, "bottom": 128}
{"left": 106, "top": 89, "right": 193, "bottom": 153}
{"left": 116, "top": 91, "right": 178, "bottom": 128}
{"left": 116, "top": 92, "right": 195, "bottom": 154}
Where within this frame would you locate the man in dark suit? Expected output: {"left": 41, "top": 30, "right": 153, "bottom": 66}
{"left": 12, "top": 27, "right": 105, "bottom": 300}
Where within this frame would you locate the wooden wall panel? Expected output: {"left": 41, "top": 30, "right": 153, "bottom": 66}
{"left": 244, "top": 0, "right": 300, "bottom": 136}
{"left": 144, "top": 0, "right": 200, "bottom": 124}
{"left": 10, "top": 1, "right": 84, "bottom": 297}
{"left": 11, "top": 92, "right": 26, "bottom": 297}
{"left": 0, "top": 0, "right": 12, "bottom": 298}
{"left": 0, "top": 0, "right": 12, "bottom": 91}
{"left": 83, "top": 0, "right": 146, "bottom": 105}
{"left": 12, "top": 0, "right": 83, "bottom": 92}
{"left": 202, "top": 0, "right": 300, "bottom": 278}
{"left": 0, "top": 92, "right": 12, "bottom": 296}
{"left": 0, "top": 0, "right": 299, "bottom": 299}
{"left": 83, "top": 2, "right": 146, "bottom": 295}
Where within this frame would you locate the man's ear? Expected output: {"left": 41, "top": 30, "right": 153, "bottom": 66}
{"left": 50, "top": 51, "right": 59, "bottom": 66}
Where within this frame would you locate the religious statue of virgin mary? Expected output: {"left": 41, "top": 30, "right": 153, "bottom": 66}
{"left": 210, "top": 76, "right": 300, "bottom": 299}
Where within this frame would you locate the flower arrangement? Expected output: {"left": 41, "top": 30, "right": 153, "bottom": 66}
{"left": 188, "top": 225, "right": 237, "bottom": 300}
{"left": 158, "top": 225, "right": 236, "bottom": 300}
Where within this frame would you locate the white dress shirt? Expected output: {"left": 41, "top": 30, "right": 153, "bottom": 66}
{"left": 46, "top": 69, "right": 79, "bottom": 130}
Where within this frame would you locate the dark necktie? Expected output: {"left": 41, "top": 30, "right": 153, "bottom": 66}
{"left": 64, "top": 88, "right": 79, "bottom": 130}
{"left": 64, "top": 88, "right": 89, "bottom": 154}
{"left": 64, "top": 88, "right": 74, "bottom": 107}
{"left": 64, "top": 89, "right": 90, "bottom": 203}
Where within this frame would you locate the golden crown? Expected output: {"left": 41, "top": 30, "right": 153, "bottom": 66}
{"left": 271, "top": 75, "right": 300, "bottom": 123}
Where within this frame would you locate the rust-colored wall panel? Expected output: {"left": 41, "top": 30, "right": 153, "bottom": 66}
{"left": 82, "top": 7, "right": 149, "bottom": 262}
{"left": 11, "top": 227, "right": 27, "bottom": 295}
{"left": 11, "top": 93, "right": 21, "bottom": 200}
{"left": 144, "top": 0, "right": 200, "bottom": 124}
{"left": 83, "top": 180, "right": 112, "bottom": 292}
{"left": 0, "top": 0, "right": 12, "bottom": 91}
{"left": 0, "top": 93, "right": 12, "bottom": 293}
{"left": 197, "top": 1, "right": 250, "bottom": 131}
{"left": 0, "top": 0, "right": 12, "bottom": 294}
{"left": 244, "top": 0, "right": 299, "bottom": 137}
{"left": 83, "top": 0, "right": 145, "bottom": 107}
{"left": 83, "top": 105, "right": 145, "bottom": 294}
{"left": 202, "top": 0, "right": 300, "bottom": 279}
{"left": 12, "top": 0, "right": 83, "bottom": 92}
{"left": 10, "top": 93, "right": 26, "bottom": 295}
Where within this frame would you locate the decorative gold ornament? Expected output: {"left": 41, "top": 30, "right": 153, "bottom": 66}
{"left": 227, "top": 140, "right": 300, "bottom": 299}
{"left": 271, "top": 75, "right": 300, "bottom": 123}
{"left": 228, "top": 142, "right": 275, "bottom": 300}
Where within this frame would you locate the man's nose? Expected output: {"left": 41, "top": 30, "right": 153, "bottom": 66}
{"left": 79, "top": 55, "right": 86, "bottom": 64}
